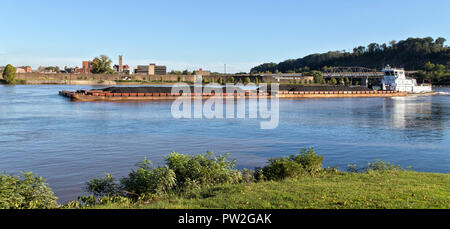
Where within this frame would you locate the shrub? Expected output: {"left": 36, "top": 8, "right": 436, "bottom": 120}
{"left": 262, "top": 156, "right": 304, "bottom": 180}
{"left": 241, "top": 169, "right": 255, "bottom": 183}
{"left": 85, "top": 173, "right": 119, "bottom": 198}
{"left": 366, "top": 160, "right": 402, "bottom": 173}
{"left": 262, "top": 148, "right": 323, "bottom": 180}
{"left": 291, "top": 148, "right": 323, "bottom": 174}
{"left": 0, "top": 172, "right": 58, "bottom": 209}
{"left": 253, "top": 168, "right": 265, "bottom": 182}
{"left": 120, "top": 159, "right": 176, "bottom": 196}
{"left": 347, "top": 161, "right": 403, "bottom": 173}
{"left": 165, "top": 152, "right": 242, "bottom": 188}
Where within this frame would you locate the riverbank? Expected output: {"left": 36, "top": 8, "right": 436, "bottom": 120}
{"left": 70, "top": 150, "right": 449, "bottom": 210}
{"left": 5, "top": 80, "right": 186, "bottom": 85}
{"left": 1, "top": 150, "right": 449, "bottom": 209}
{"left": 88, "top": 170, "right": 449, "bottom": 209}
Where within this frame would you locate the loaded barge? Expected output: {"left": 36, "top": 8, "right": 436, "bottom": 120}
{"left": 59, "top": 85, "right": 407, "bottom": 101}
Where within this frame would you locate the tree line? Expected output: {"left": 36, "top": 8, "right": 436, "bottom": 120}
{"left": 251, "top": 37, "right": 450, "bottom": 75}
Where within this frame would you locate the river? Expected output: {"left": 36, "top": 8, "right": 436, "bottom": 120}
{"left": 0, "top": 85, "right": 449, "bottom": 203}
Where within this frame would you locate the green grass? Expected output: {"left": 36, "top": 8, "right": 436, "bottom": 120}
{"left": 90, "top": 170, "right": 450, "bottom": 209}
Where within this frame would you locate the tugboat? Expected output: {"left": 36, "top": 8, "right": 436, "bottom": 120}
{"left": 381, "top": 66, "right": 432, "bottom": 93}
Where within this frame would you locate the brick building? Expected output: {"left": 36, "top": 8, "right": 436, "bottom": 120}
{"left": 16, "top": 66, "right": 32, "bottom": 73}
{"left": 82, "top": 61, "right": 93, "bottom": 74}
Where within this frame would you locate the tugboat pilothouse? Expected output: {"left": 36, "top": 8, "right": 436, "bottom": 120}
{"left": 381, "top": 66, "right": 432, "bottom": 93}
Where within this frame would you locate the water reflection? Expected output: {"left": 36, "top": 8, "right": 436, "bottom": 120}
{"left": 384, "top": 96, "right": 445, "bottom": 142}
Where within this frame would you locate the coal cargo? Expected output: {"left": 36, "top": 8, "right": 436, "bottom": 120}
{"left": 270, "top": 85, "right": 372, "bottom": 92}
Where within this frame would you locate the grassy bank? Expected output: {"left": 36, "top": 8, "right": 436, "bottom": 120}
{"left": 90, "top": 170, "right": 449, "bottom": 209}
{"left": 1, "top": 150, "right": 449, "bottom": 209}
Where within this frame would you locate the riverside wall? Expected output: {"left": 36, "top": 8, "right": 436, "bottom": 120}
{"left": 15, "top": 73, "right": 313, "bottom": 84}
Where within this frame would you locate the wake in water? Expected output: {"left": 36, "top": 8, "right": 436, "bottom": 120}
{"left": 435, "top": 91, "right": 450, "bottom": 95}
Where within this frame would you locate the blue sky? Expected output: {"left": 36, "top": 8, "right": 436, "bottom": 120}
{"left": 1, "top": 0, "right": 449, "bottom": 73}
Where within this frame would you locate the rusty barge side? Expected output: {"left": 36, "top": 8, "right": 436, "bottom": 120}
{"left": 59, "top": 89, "right": 407, "bottom": 101}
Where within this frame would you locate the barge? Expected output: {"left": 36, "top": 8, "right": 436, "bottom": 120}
{"left": 59, "top": 86, "right": 407, "bottom": 101}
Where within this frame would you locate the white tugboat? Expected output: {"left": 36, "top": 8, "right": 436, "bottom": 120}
{"left": 381, "top": 66, "right": 432, "bottom": 93}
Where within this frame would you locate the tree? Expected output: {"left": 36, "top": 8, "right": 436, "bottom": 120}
{"left": 329, "top": 78, "right": 337, "bottom": 85}
{"left": 2, "top": 64, "right": 17, "bottom": 84}
{"left": 424, "top": 61, "right": 435, "bottom": 72}
{"left": 250, "top": 37, "right": 449, "bottom": 73}
{"left": 312, "top": 71, "right": 324, "bottom": 84}
{"left": 244, "top": 77, "right": 251, "bottom": 85}
{"left": 368, "top": 43, "right": 380, "bottom": 53}
{"left": 91, "top": 55, "right": 113, "bottom": 74}
{"left": 435, "top": 37, "right": 446, "bottom": 48}
{"left": 344, "top": 77, "right": 351, "bottom": 86}
{"left": 46, "top": 66, "right": 60, "bottom": 73}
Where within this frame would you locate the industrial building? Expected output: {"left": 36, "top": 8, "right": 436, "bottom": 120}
{"left": 113, "top": 55, "right": 130, "bottom": 74}
{"left": 134, "top": 64, "right": 166, "bottom": 75}
{"left": 195, "top": 68, "right": 211, "bottom": 76}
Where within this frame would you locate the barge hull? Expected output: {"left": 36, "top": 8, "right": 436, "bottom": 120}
{"left": 59, "top": 90, "right": 408, "bottom": 101}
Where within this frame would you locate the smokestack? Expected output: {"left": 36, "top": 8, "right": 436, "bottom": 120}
{"left": 119, "top": 55, "right": 123, "bottom": 73}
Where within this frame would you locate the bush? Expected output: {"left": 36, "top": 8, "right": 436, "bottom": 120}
{"left": 85, "top": 173, "right": 119, "bottom": 198}
{"left": 347, "top": 160, "right": 403, "bottom": 173}
{"left": 366, "top": 160, "right": 402, "bottom": 173}
{"left": 165, "top": 152, "right": 242, "bottom": 188}
{"left": 0, "top": 172, "right": 58, "bottom": 209}
{"left": 120, "top": 159, "right": 176, "bottom": 196}
{"left": 262, "top": 148, "right": 323, "bottom": 180}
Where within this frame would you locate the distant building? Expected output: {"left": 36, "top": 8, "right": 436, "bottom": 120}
{"left": 114, "top": 55, "right": 130, "bottom": 74}
{"left": 16, "top": 66, "right": 32, "bottom": 73}
{"left": 64, "top": 66, "right": 74, "bottom": 74}
{"left": 195, "top": 68, "right": 211, "bottom": 76}
{"left": 63, "top": 66, "right": 81, "bottom": 74}
{"left": 82, "top": 61, "right": 93, "bottom": 74}
{"left": 38, "top": 66, "right": 58, "bottom": 74}
{"left": 134, "top": 64, "right": 166, "bottom": 75}
{"left": 114, "top": 64, "right": 130, "bottom": 74}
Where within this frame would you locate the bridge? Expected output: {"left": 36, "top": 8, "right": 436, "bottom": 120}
{"left": 257, "top": 67, "right": 385, "bottom": 79}
{"left": 244, "top": 67, "right": 418, "bottom": 87}
{"left": 321, "top": 67, "right": 383, "bottom": 79}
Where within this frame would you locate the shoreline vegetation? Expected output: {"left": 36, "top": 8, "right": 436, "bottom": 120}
{"left": 1, "top": 149, "right": 449, "bottom": 209}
